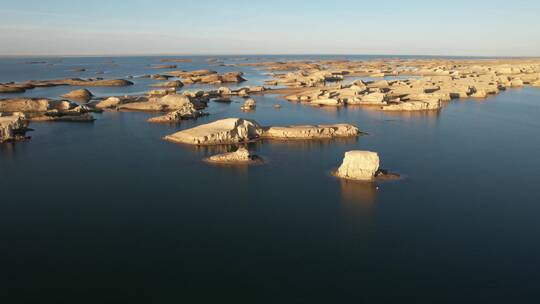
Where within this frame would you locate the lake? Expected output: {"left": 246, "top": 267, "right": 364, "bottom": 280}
{"left": 1, "top": 55, "right": 540, "bottom": 303}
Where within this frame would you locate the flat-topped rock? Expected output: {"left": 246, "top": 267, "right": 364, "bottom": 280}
{"left": 311, "top": 98, "right": 342, "bottom": 106}
{"left": 262, "top": 124, "right": 359, "bottom": 139}
{"left": 118, "top": 94, "right": 193, "bottom": 111}
{"left": 151, "top": 80, "right": 184, "bottom": 88}
{"left": 382, "top": 99, "right": 441, "bottom": 111}
{"left": 205, "top": 147, "right": 262, "bottom": 164}
{"left": 165, "top": 118, "right": 361, "bottom": 145}
{"left": 0, "top": 85, "right": 26, "bottom": 93}
{"left": 0, "top": 112, "right": 29, "bottom": 142}
{"left": 164, "top": 118, "right": 262, "bottom": 145}
{"left": 0, "top": 98, "right": 73, "bottom": 112}
{"left": 335, "top": 151, "right": 380, "bottom": 181}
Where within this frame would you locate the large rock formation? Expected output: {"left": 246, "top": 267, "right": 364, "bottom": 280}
{"left": 0, "top": 112, "right": 29, "bottom": 142}
{"left": 335, "top": 151, "right": 380, "bottom": 181}
{"left": 164, "top": 118, "right": 361, "bottom": 145}
{"left": 164, "top": 118, "right": 262, "bottom": 145}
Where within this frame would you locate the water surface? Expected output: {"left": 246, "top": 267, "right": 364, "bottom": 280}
{"left": 1, "top": 56, "right": 540, "bottom": 303}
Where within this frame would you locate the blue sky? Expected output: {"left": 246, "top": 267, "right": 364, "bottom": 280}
{"left": 1, "top": 0, "right": 539, "bottom": 56}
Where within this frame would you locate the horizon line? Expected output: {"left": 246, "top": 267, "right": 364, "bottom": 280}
{"left": 0, "top": 52, "right": 539, "bottom": 59}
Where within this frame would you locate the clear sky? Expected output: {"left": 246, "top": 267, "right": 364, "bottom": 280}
{"left": 1, "top": 0, "right": 539, "bottom": 56}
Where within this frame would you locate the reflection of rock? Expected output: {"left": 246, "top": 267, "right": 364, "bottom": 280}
{"left": 165, "top": 118, "right": 361, "bottom": 145}
{"left": 340, "top": 179, "right": 377, "bottom": 204}
{"left": 165, "top": 118, "right": 262, "bottom": 145}
{"left": 147, "top": 102, "right": 207, "bottom": 123}
{"left": 61, "top": 89, "right": 93, "bottom": 102}
{"left": 205, "top": 147, "right": 262, "bottom": 164}
{"left": 240, "top": 98, "right": 256, "bottom": 111}
{"left": 0, "top": 112, "right": 29, "bottom": 142}
{"left": 335, "top": 151, "right": 380, "bottom": 180}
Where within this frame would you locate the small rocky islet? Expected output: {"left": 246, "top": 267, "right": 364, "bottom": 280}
{"left": 2, "top": 58, "right": 540, "bottom": 181}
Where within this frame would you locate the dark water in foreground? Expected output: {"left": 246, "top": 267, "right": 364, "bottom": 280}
{"left": 1, "top": 56, "right": 540, "bottom": 303}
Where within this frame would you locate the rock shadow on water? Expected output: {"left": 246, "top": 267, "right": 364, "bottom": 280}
{"left": 263, "top": 136, "right": 360, "bottom": 151}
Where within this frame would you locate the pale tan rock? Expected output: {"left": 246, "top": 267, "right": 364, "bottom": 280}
{"left": 335, "top": 151, "right": 380, "bottom": 181}
{"left": 311, "top": 98, "right": 342, "bottom": 106}
{"left": 61, "top": 89, "right": 93, "bottom": 102}
{"left": 164, "top": 118, "right": 262, "bottom": 145}
{"left": 95, "top": 97, "right": 122, "bottom": 109}
{"left": 147, "top": 102, "right": 206, "bottom": 123}
{"left": 118, "top": 94, "right": 193, "bottom": 111}
{"left": 262, "top": 124, "right": 359, "bottom": 139}
{"left": 471, "top": 89, "right": 487, "bottom": 98}
{"left": 0, "top": 112, "right": 29, "bottom": 142}
{"left": 240, "top": 98, "right": 256, "bottom": 111}
{"left": 218, "top": 87, "right": 232, "bottom": 95}
{"left": 205, "top": 147, "right": 261, "bottom": 164}
{"left": 510, "top": 79, "right": 524, "bottom": 87}
{"left": 0, "top": 98, "right": 72, "bottom": 112}
{"left": 382, "top": 99, "right": 441, "bottom": 111}
{"left": 359, "top": 92, "right": 386, "bottom": 105}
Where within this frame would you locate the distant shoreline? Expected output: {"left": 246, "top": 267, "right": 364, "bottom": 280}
{"left": 0, "top": 53, "right": 538, "bottom": 59}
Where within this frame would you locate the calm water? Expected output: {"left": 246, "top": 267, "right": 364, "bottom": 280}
{"left": 1, "top": 56, "right": 540, "bottom": 303}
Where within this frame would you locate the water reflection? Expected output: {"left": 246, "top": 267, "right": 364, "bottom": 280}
{"left": 340, "top": 179, "right": 377, "bottom": 206}
{"left": 264, "top": 136, "right": 359, "bottom": 151}
{"left": 357, "top": 106, "right": 442, "bottom": 121}
{"left": 339, "top": 179, "right": 377, "bottom": 227}
{"left": 192, "top": 141, "right": 263, "bottom": 155}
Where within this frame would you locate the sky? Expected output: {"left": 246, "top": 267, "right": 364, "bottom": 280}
{"left": 1, "top": 0, "right": 539, "bottom": 56}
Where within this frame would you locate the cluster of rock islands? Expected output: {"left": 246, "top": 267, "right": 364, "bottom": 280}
{"left": 2, "top": 58, "right": 540, "bottom": 180}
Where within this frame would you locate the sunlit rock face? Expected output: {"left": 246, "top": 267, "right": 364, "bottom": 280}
{"left": 147, "top": 102, "right": 206, "bottom": 123}
{"left": 262, "top": 124, "right": 359, "bottom": 139}
{"left": 164, "top": 118, "right": 360, "bottom": 145}
{"left": 164, "top": 118, "right": 263, "bottom": 145}
{"left": 335, "top": 151, "right": 380, "bottom": 181}
{"left": 0, "top": 112, "right": 29, "bottom": 142}
{"left": 205, "top": 147, "right": 261, "bottom": 164}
